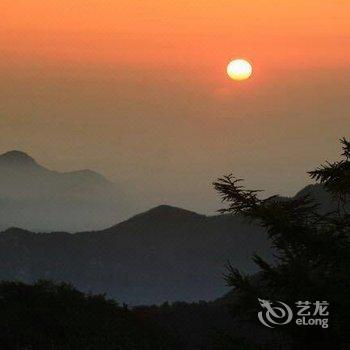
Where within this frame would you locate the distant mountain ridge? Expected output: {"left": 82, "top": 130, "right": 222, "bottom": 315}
{"left": 0, "top": 150, "right": 339, "bottom": 305}
{"left": 0, "top": 204, "right": 271, "bottom": 305}
{"left": 1, "top": 182, "right": 336, "bottom": 305}
{"left": 0, "top": 150, "right": 112, "bottom": 188}
{"left": 0, "top": 150, "right": 129, "bottom": 231}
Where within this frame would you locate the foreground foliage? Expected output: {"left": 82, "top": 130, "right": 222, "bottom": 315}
{"left": 214, "top": 138, "right": 350, "bottom": 348}
{"left": 0, "top": 280, "right": 176, "bottom": 350}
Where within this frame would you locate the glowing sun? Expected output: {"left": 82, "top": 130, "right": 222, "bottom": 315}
{"left": 227, "top": 59, "right": 253, "bottom": 81}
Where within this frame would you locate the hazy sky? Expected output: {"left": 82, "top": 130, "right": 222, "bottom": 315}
{"left": 1, "top": 0, "right": 350, "bottom": 214}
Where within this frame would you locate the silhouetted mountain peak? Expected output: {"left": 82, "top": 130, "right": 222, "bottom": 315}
{"left": 140, "top": 204, "right": 200, "bottom": 218}
{"left": 127, "top": 205, "right": 203, "bottom": 223}
{"left": 104, "top": 205, "right": 203, "bottom": 232}
{"left": 0, "top": 150, "right": 38, "bottom": 168}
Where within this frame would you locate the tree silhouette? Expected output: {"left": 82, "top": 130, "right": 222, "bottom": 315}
{"left": 0, "top": 280, "right": 177, "bottom": 349}
{"left": 214, "top": 138, "right": 350, "bottom": 348}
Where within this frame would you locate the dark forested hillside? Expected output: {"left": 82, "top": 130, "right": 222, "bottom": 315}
{"left": 0, "top": 279, "right": 260, "bottom": 350}
{"left": 0, "top": 280, "right": 177, "bottom": 350}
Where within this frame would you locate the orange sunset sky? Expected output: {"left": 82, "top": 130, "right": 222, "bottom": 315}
{"left": 1, "top": 0, "right": 350, "bottom": 213}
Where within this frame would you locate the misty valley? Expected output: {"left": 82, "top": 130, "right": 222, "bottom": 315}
{"left": 1, "top": 144, "right": 349, "bottom": 349}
